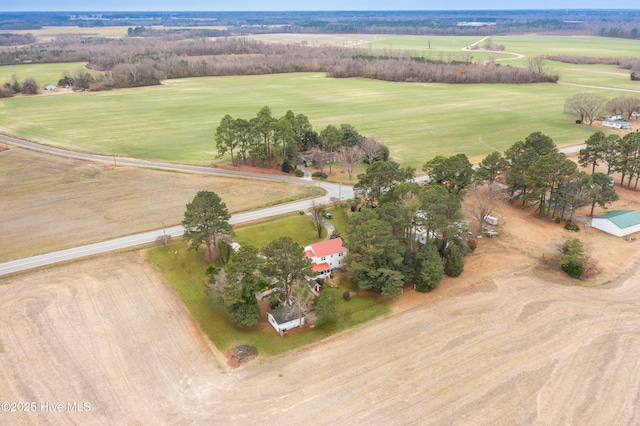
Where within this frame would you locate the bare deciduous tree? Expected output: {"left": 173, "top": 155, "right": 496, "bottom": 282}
{"left": 563, "top": 92, "right": 607, "bottom": 125}
{"left": 309, "top": 200, "right": 325, "bottom": 239}
{"left": 360, "top": 137, "right": 384, "bottom": 165}
{"left": 336, "top": 145, "right": 363, "bottom": 180}
{"left": 311, "top": 148, "right": 326, "bottom": 175}
{"left": 467, "top": 184, "right": 507, "bottom": 230}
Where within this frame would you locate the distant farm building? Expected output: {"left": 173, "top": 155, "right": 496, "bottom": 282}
{"left": 602, "top": 119, "right": 630, "bottom": 129}
{"left": 591, "top": 210, "right": 640, "bottom": 237}
{"left": 304, "top": 238, "right": 347, "bottom": 279}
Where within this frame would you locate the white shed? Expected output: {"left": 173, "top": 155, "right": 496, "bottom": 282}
{"left": 591, "top": 210, "right": 640, "bottom": 237}
{"left": 267, "top": 311, "right": 305, "bottom": 336}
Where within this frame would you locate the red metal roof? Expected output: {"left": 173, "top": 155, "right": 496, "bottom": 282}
{"left": 306, "top": 238, "right": 346, "bottom": 258}
{"left": 312, "top": 262, "right": 331, "bottom": 272}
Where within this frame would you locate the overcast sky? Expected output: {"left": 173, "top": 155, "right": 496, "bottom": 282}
{"left": 4, "top": 1, "right": 632, "bottom": 12}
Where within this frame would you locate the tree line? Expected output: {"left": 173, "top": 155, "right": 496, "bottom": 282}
{"left": 2, "top": 34, "right": 559, "bottom": 91}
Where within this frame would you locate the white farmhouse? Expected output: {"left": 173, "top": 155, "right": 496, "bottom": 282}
{"left": 304, "top": 238, "right": 347, "bottom": 279}
{"left": 591, "top": 210, "right": 640, "bottom": 237}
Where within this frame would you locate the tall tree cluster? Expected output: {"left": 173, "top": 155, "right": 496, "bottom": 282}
{"left": 214, "top": 106, "right": 379, "bottom": 172}
{"left": 579, "top": 130, "right": 640, "bottom": 191}
{"left": 346, "top": 156, "right": 473, "bottom": 297}
{"left": 474, "top": 131, "right": 619, "bottom": 221}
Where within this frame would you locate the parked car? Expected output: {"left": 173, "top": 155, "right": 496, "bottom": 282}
{"left": 323, "top": 212, "right": 333, "bottom": 219}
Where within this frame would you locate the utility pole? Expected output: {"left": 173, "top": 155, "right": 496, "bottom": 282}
{"left": 162, "top": 220, "right": 168, "bottom": 251}
{"left": 112, "top": 148, "right": 116, "bottom": 167}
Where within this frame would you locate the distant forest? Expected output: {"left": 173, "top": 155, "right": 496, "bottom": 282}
{"left": 2, "top": 9, "right": 640, "bottom": 38}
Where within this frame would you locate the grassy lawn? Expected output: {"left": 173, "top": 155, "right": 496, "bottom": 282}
{"left": 147, "top": 241, "right": 389, "bottom": 356}
{"left": 234, "top": 212, "right": 326, "bottom": 249}
{"left": 324, "top": 206, "right": 350, "bottom": 238}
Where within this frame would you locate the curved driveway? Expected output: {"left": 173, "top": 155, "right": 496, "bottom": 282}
{"left": 0, "top": 136, "right": 353, "bottom": 276}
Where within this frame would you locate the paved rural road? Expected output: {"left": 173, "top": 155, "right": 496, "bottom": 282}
{"left": 0, "top": 136, "right": 353, "bottom": 276}
{"left": 1, "top": 135, "right": 585, "bottom": 276}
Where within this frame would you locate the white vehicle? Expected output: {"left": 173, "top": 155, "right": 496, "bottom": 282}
{"left": 484, "top": 215, "right": 498, "bottom": 226}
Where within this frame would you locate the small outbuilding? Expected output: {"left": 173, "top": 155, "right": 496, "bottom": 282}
{"left": 591, "top": 210, "right": 640, "bottom": 237}
{"left": 43, "top": 84, "right": 58, "bottom": 91}
{"left": 267, "top": 311, "right": 305, "bottom": 337}
{"left": 602, "top": 118, "right": 630, "bottom": 129}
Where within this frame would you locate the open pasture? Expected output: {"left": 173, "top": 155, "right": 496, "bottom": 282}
{"left": 0, "top": 72, "right": 608, "bottom": 168}
{"left": 367, "top": 35, "right": 640, "bottom": 61}
{"left": 553, "top": 63, "right": 640, "bottom": 91}
{"left": 0, "top": 62, "right": 88, "bottom": 87}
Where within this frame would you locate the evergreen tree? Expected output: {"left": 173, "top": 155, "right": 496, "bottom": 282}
{"left": 444, "top": 245, "right": 464, "bottom": 277}
{"left": 415, "top": 243, "right": 445, "bottom": 292}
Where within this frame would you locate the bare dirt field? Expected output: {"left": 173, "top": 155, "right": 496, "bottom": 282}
{"left": 0, "top": 147, "right": 319, "bottom": 262}
{"left": 2, "top": 175, "right": 640, "bottom": 424}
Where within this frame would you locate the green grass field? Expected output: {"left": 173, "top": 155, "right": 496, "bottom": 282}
{"left": 0, "top": 62, "right": 89, "bottom": 87}
{"left": 367, "top": 35, "right": 640, "bottom": 61}
{"left": 1, "top": 35, "right": 638, "bottom": 168}
{"left": 0, "top": 72, "right": 609, "bottom": 168}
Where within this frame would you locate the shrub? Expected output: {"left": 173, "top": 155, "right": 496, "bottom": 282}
{"left": 294, "top": 169, "right": 304, "bottom": 177}
{"left": 315, "top": 277, "right": 325, "bottom": 286}
{"left": 466, "top": 238, "right": 477, "bottom": 251}
{"left": 564, "top": 221, "right": 580, "bottom": 231}
{"left": 21, "top": 78, "right": 39, "bottom": 95}
{"left": 269, "top": 297, "right": 281, "bottom": 310}
{"left": 575, "top": 119, "right": 582, "bottom": 124}
{"left": 312, "top": 171, "right": 327, "bottom": 179}
{"left": 281, "top": 160, "right": 294, "bottom": 173}
{"left": 559, "top": 238, "right": 589, "bottom": 279}
{"left": 342, "top": 290, "right": 351, "bottom": 301}
{"left": 205, "top": 265, "right": 220, "bottom": 276}
{"left": 555, "top": 217, "right": 562, "bottom": 224}
{"left": 561, "top": 260, "right": 584, "bottom": 278}
{"left": 0, "top": 86, "right": 12, "bottom": 98}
